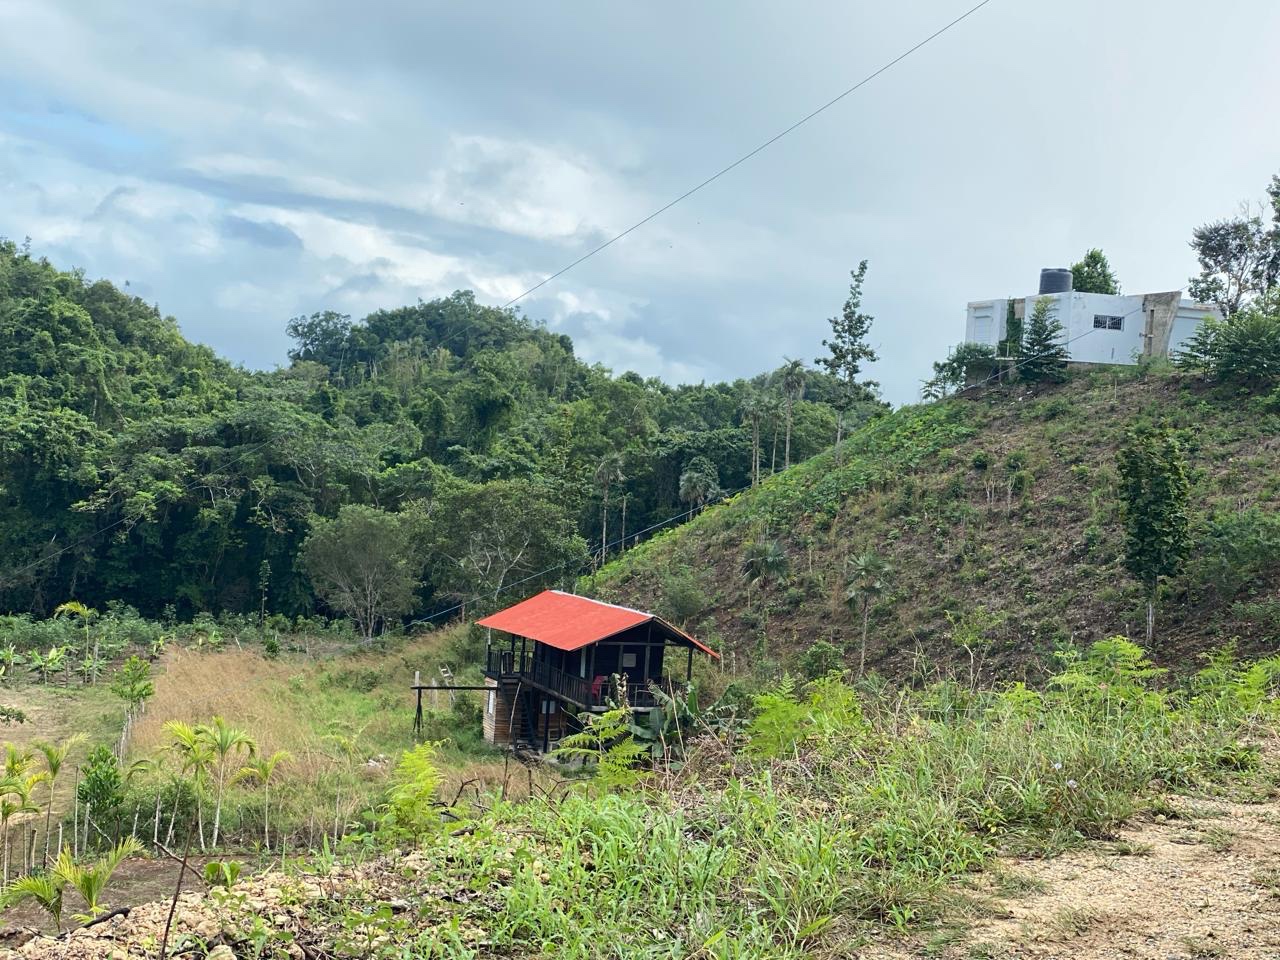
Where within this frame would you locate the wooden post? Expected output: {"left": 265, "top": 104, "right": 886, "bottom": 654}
{"left": 412, "top": 671, "right": 422, "bottom": 739}
{"left": 72, "top": 767, "right": 80, "bottom": 858}
{"left": 686, "top": 646, "right": 693, "bottom": 682}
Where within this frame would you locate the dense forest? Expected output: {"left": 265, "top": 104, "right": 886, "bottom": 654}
{"left": 0, "top": 240, "right": 883, "bottom": 622}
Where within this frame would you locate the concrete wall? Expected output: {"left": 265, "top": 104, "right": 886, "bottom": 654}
{"left": 1170, "top": 302, "right": 1217, "bottom": 356}
{"left": 965, "top": 299, "right": 1007, "bottom": 347}
{"left": 964, "top": 291, "right": 1220, "bottom": 365}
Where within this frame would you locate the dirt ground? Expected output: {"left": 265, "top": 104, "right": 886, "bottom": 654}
{"left": 877, "top": 794, "right": 1280, "bottom": 960}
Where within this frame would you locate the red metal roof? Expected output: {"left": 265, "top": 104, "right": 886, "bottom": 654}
{"left": 476, "top": 590, "right": 718, "bottom": 657}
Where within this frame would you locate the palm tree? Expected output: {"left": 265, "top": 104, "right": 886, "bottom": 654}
{"left": 34, "top": 735, "right": 85, "bottom": 868}
{"left": 164, "top": 721, "right": 214, "bottom": 850}
{"left": 779, "top": 359, "right": 807, "bottom": 469}
{"left": 739, "top": 391, "right": 764, "bottom": 486}
{"left": 54, "top": 601, "right": 97, "bottom": 685}
{"left": 199, "top": 717, "right": 256, "bottom": 849}
{"left": 233, "top": 750, "right": 292, "bottom": 851}
{"left": 0, "top": 775, "right": 42, "bottom": 886}
{"left": 679, "top": 457, "right": 722, "bottom": 514}
{"left": 594, "top": 452, "right": 625, "bottom": 561}
{"left": 61, "top": 837, "right": 143, "bottom": 923}
{"left": 1, "top": 869, "right": 65, "bottom": 933}
{"left": 3, "top": 838, "right": 142, "bottom": 931}
{"left": 845, "top": 551, "right": 892, "bottom": 677}
{"left": 740, "top": 539, "right": 790, "bottom": 610}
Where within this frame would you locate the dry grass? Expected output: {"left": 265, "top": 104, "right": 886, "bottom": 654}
{"left": 132, "top": 647, "right": 301, "bottom": 757}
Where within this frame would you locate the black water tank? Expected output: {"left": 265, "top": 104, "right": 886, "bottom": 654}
{"left": 1039, "top": 268, "right": 1073, "bottom": 294}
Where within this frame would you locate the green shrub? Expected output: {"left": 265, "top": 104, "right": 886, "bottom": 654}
{"left": 1186, "top": 507, "right": 1280, "bottom": 599}
{"left": 799, "top": 640, "right": 845, "bottom": 679}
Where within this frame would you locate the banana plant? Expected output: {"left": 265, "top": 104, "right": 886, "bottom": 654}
{"left": 0, "top": 644, "right": 25, "bottom": 676}
{"left": 28, "top": 646, "right": 66, "bottom": 685}
{"left": 628, "top": 682, "right": 702, "bottom": 764}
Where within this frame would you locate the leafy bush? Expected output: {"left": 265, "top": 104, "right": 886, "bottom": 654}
{"left": 799, "top": 640, "right": 845, "bottom": 680}
{"left": 657, "top": 565, "right": 710, "bottom": 626}
{"left": 1177, "top": 294, "right": 1280, "bottom": 388}
{"left": 1186, "top": 507, "right": 1280, "bottom": 599}
{"left": 77, "top": 746, "right": 125, "bottom": 827}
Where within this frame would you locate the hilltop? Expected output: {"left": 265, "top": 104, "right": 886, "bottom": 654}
{"left": 587, "top": 366, "right": 1280, "bottom": 679}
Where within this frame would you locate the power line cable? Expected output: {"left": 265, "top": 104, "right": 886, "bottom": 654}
{"left": 2, "top": 2, "right": 994, "bottom": 584}
{"left": 499, "top": 0, "right": 996, "bottom": 311}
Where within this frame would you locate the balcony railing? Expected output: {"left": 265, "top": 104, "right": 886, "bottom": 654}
{"left": 485, "top": 647, "right": 682, "bottom": 710}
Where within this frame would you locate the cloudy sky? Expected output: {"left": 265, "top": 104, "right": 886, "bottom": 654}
{"left": 3, "top": 1, "right": 1279, "bottom": 404}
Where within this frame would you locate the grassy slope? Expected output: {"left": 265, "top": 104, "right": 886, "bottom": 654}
{"left": 587, "top": 367, "right": 1280, "bottom": 680}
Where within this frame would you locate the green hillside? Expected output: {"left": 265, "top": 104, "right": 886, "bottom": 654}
{"left": 587, "top": 366, "right": 1280, "bottom": 678}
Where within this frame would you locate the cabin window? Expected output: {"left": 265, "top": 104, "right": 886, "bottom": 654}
{"left": 486, "top": 690, "right": 495, "bottom": 716}
{"left": 1093, "top": 314, "right": 1123, "bottom": 331}
{"left": 621, "top": 652, "right": 638, "bottom": 670}
{"left": 542, "top": 698, "right": 557, "bottom": 715}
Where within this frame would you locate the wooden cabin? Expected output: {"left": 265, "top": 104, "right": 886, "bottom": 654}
{"left": 477, "top": 590, "right": 718, "bottom": 753}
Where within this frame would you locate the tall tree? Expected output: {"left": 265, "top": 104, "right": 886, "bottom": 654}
{"left": 1019, "top": 297, "right": 1069, "bottom": 382}
{"left": 816, "top": 261, "right": 879, "bottom": 459}
{"left": 738, "top": 391, "right": 764, "bottom": 486}
{"left": 594, "top": 452, "right": 625, "bottom": 561}
{"left": 779, "top": 359, "right": 807, "bottom": 469}
{"left": 422, "top": 479, "right": 586, "bottom": 608}
{"left": 1188, "top": 203, "right": 1279, "bottom": 316}
{"left": 1070, "top": 248, "right": 1120, "bottom": 294}
{"left": 1117, "top": 426, "right": 1191, "bottom": 643}
{"left": 300, "top": 506, "right": 424, "bottom": 641}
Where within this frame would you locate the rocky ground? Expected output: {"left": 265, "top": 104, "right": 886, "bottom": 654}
{"left": 3, "top": 795, "right": 1278, "bottom": 959}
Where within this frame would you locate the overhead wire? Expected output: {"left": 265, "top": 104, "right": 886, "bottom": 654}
{"left": 2, "top": 1, "right": 997, "bottom": 587}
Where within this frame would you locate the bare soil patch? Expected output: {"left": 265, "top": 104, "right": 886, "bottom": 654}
{"left": 896, "top": 795, "right": 1280, "bottom": 960}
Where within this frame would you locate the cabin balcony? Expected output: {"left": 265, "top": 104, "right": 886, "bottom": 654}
{"left": 484, "top": 648, "right": 686, "bottom": 711}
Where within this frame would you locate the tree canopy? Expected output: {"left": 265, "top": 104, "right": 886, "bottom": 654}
{"left": 1070, "top": 249, "right": 1120, "bottom": 295}
{"left": 0, "top": 241, "right": 884, "bottom": 627}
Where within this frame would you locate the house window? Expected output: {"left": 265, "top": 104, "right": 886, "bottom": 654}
{"left": 486, "top": 690, "right": 495, "bottom": 716}
{"left": 1093, "top": 314, "right": 1123, "bottom": 331}
{"left": 542, "top": 698, "right": 557, "bottom": 715}
{"left": 621, "top": 652, "right": 638, "bottom": 670}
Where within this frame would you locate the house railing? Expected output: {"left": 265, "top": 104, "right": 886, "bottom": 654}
{"left": 485, "top": 647, "right": 683, "bottom": 710}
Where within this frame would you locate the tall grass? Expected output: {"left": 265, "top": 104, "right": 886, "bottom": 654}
{"left": 375, "top": 638, "right": 1277, "bottom": 958}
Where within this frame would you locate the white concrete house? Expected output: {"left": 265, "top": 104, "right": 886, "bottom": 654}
{"left": 965, "top": 269, "right": 1221, "bottom": 366}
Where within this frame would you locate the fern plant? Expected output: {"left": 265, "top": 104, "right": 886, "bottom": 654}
{"left": 382, "top": 741, "right": 445, "bottom": 840}
{"left": 554, "top": 703, "right": 648, "bottom": 790}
